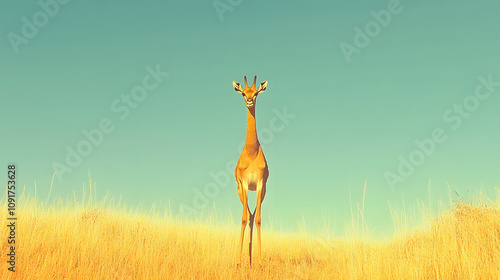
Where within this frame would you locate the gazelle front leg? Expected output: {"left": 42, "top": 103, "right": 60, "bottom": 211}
{"left": 255, "top": 180, "right": 266, "bottom": 263}
{"left": 237, "top": 182, "right": 248, "bottom": 266}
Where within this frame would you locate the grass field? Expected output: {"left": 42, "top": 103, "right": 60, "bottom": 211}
{"left": 1, "top": 188, "right": 499, "bottom": 280}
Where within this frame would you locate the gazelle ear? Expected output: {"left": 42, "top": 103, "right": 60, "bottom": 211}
{"left": 257, "top": 81, "right": 268, "bottom": 93}
{"left": 233, "top": 81, "right": 243, "bottom": 93}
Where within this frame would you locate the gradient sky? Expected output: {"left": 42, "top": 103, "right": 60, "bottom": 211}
{"left": 1, "top": 0, "right": 499, "bottom": 237}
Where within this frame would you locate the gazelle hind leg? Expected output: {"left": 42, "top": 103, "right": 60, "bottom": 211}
{"left": 255, "top": 181, "right": 266, "bottom": 263}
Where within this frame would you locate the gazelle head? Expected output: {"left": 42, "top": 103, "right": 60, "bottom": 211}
{"left": 233, "top": 76, "right": 268, "bottom": 108}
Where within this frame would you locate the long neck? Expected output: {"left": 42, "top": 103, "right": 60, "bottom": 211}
{"left": 245, "top": 106, "right": 259, "bottom": 155}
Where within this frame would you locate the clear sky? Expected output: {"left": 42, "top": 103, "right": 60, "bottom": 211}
{"left": 1, "top": 0, "right": 499, "bottom": 237}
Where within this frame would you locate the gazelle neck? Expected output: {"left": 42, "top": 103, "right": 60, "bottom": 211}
{"left": 245, "top": 106, "right": 260, "bottom": 156}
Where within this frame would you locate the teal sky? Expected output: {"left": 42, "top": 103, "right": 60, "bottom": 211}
{"left": 1, "top": 0, "right": 499, "bottom": 236}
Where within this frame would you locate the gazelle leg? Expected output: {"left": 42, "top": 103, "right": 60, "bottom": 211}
{"left": 255, "top": 181, "right": 266, "bottom": 263}
{"left": 237, "top": 183, "right": 248, "bottom": 266}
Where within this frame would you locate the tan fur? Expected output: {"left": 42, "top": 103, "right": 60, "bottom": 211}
{"left": 232, "top": 76, "right": 269, "bottom": 266}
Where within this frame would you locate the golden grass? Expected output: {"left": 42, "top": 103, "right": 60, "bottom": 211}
{"left": 1, "top": 191, "right": 500, "bottom": 280}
